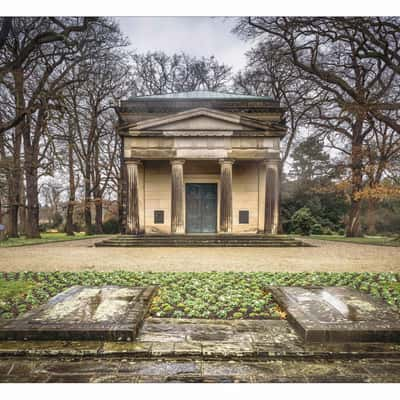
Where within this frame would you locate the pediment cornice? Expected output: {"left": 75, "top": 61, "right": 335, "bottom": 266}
{"left": 122, "top": 108, "right": 285, "bottom": 136}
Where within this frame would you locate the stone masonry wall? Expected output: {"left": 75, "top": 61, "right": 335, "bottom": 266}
{"left": 144, "top": 161, "right": 172, "bottom": 234}
{"left": 142, "top": 160, "right": 259, "bottom": 234}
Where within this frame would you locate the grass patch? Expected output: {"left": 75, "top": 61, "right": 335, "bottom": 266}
{"left": 0, "top": 271, "right": 399, "bottom": 321}
{"left": 0, "top": 279, "right": 42, "bottom": 318}
{"left": 300, "top": 235, "right": 400, "bottom": 247}
{"left": 0, "top": 233, "right": 109, "bottom": 248}
{"left": 0, "top": 279, "right": 38, "bottom": 300}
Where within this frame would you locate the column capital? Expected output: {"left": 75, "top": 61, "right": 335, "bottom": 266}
{"left": 170, "top": 159, "right": 185, "bottom": 166}
{"left": 262, "top": 158, "right": 280, "bottom": 168}
{"left": 218, "top": 158, "right": 235, "bottom": 166}
{"left": 125, "top": 159, "right": 142, "bottom": 166}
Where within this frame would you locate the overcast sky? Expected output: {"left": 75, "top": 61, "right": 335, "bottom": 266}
{"left": 116, "top": 17, "right": 255, "bottom": 72}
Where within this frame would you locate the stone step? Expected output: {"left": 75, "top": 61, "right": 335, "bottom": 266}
{"left": 96, "top": 241, "right": 307, "bottom": 247}
{"left": 95, "top": 234, "right": 309, "bottom": 247}
{"left": 99, "top": 239, "right": 299, "bottom": 244}
{"left": 105, "top": 237, "right": 297, "bottom": 242}
{"left": 111, "top": 238, "right": 296, "bottom": 242}
{"left": 113, "top": 233, "right": 295, "bottom": 240}
{"left": 105, "top": 238, "right": 296, "bottom": 243}
{"left": 111, "top": 237, "right": 295, "bottom": 242}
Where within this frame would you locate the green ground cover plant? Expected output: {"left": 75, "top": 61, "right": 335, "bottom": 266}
{"left": 0, "top": 233, "right": 108, "bottom": 248}
{"left": 305, "top": 235, "right": 400, "bottom": 247}
{"left": 0, "top": 272, "right": 399, "bottom": 321}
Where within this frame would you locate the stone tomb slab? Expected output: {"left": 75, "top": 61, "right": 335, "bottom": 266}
{"left": 270, "top": 286, "right": 400, "bottom": 344}
{"left": 0, "top": 286, "right": 157, "bottom": 341}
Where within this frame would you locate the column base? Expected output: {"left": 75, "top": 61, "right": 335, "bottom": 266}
{"left": 171, "top": 227, "right": 185, "bottom": 234}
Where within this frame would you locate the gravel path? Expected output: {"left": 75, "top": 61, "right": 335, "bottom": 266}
{"left": 0, "top": 236, "right": 399, "bottom": 272}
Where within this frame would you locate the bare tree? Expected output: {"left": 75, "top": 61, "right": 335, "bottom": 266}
{"left": 0, "top": 18, "right": 101, "bottom": 237}
{"left": 361, "top": 119, "right": 400, "bottom": 234}
{"left": 235, "top": 17, "right": 400, "bottom": 237}
{"left": 0, "top": 17, "right": 95, "bottom": 134}
{"left": 130, "top": 51, "right": 232, "bottom": 96}
{"left": 62, "top": 32, "right": 130, "bottom": 234}
{"left": 0, "top": 72, "right": 25, "bottom": 236}
{"left": 233, "top": 40, "right": 322, "bottom": 165}
{"left": 0, "top": 18, "right": 126, "bottom": 238}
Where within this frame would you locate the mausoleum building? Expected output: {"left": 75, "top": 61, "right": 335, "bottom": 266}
{"left": 117, "top": 91, "right": 285, "bottom": 235}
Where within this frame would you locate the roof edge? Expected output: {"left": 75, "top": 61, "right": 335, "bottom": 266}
{"left": 125, "top": 90, "right": 275, "bottom": 102}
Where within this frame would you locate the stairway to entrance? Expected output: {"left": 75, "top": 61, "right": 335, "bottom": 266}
{"left": 95, "top": 234, "right": 310, "bottom": 247}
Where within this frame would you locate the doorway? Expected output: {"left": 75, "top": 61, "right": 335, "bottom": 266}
{"left": 185, "top": 183, "right": 217, "bottom": 233}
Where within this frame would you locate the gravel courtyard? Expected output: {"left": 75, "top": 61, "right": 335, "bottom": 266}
{"left": 0, "top": 237, "right": 399, "bottom": 272}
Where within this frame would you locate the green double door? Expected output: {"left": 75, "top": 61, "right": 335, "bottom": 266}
{"left": 185, "top": 183, "right": 217, "bottom": 233}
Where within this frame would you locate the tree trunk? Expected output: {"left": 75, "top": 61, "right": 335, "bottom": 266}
{"left": 7, "top": 179, "right": 19, "bottom": 237}
{"left": 65, "top": 201, "right": 75, "bottom": 235}
{"left": 24, "top": 148, "right": 41, "bottom": 238}
{"left": 366, "top": 197, "right": 378, "bottom": 236}
{"left": 0, "top": 130, "right": 7, "bottom": 232}
{"left": 93, "top": 141, "right": 103, "bottom": 234}
{"left": 94, "top": 199, "right": 103, "bottom": 234}
{"left": 23, "top": 109, "right": 42, "bottom": 239}
{"left": 65, "top": 127, "right": 75, "bottom": 236}
{"left": 84, "top": 161, "right": 92, "bottom": 235}
{"left": 346, "top": 120, "right": 364, "bottom": 238}
{"left": 19, "top": 177, "right": 26, "bottom": 235}
{"left": 8, "top": 68, "right": 24, "bottom": 237}
{"left": 0, "top": 196, "right": 4, "bottom": 241}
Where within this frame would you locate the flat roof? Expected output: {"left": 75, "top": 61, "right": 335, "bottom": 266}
{"left": 127, "top": 90, "right": 274, "bottom": 101}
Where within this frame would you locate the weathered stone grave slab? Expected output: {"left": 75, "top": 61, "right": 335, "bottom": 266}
{"left": 0, "top": 286, "right": 157, "bottom": 341}
{"left": 270, "top": 286, "right": 400, "bottom": 344}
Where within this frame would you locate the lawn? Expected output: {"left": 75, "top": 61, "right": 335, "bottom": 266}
{"left": 301, "top": 234, "right": 400, "bottom": 247}
{"left": 0, "top": 271, "right": 399, "bottom": 321}
{"left": 0, "top": 232, "right": 108, "bottom": 248}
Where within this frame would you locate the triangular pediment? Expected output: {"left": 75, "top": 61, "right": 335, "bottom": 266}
{"left": 128, "top": 108, "right": 268, "bottom": 133}
{"left": 145, "top": 115, "right": 248, "bottom": 131}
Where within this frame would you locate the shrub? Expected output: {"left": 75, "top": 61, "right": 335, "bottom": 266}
{"left": 68, "top": 223, "right": 83, "bottom": 233}
{"left": 290, "top": 207, "right": 317, "bottom": 236}
{"left": 50, "top": 212, "right": 63, "bottom": 229}
{"left": 102, "top": 218, "right": 120, "bottom": 234}
{"left": 322, "top": 227, "right": 334, "bottom": 235}
{"left": 310, "top": 223, "right": 323, "bottom": 234}
{"left": 39, "top": 223, "right": 50, "bottom": 233}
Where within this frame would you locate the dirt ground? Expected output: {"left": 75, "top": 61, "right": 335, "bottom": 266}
{"left": 0, "top": 237, "right": 399, "bottom": 272}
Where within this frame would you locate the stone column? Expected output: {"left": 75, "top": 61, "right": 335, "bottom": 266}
{"left": 264, "top": 159, "right": 280, "bottom": 234}
{"left": 126, "top": 160, "right": 142, "bottom": 235}
{"left": 219, "top": 159, "right": 234, "bottom": 233}
{"left": 171, "top": 160, "right": 185, "bottom": 234}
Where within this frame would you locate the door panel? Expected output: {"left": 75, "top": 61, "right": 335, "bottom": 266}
{"left": 186, "top": 184, "right": 202, "bottom": 233}
{"left": 186, "top": 183, "right": 217, "bottom": 233}
{"left": 201, "top": 185, "right": 217, "bottom": 232}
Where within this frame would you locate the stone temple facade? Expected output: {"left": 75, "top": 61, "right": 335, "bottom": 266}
{"left": 117, "top": 91, "right": 285, "bottom": 235}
